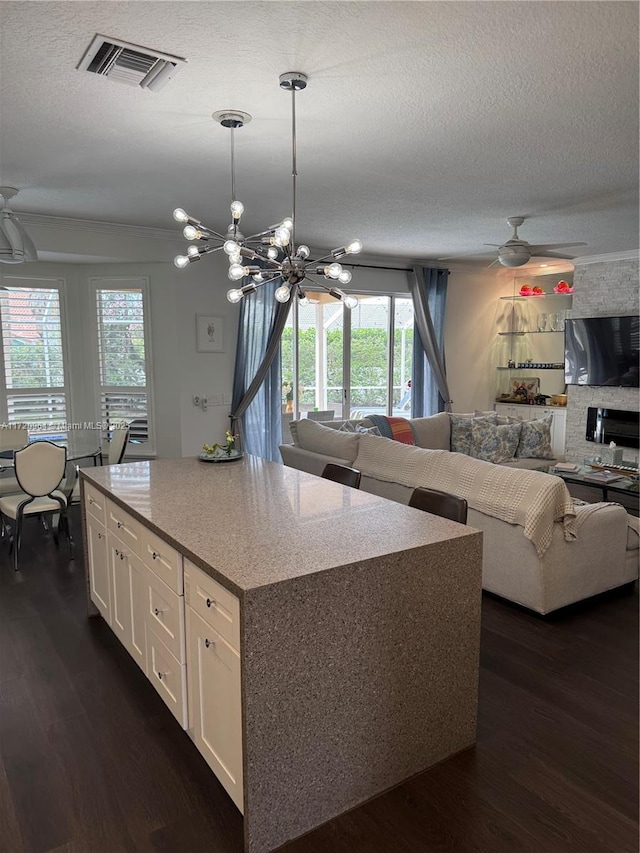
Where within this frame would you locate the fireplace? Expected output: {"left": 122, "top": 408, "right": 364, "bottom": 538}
{"left": 586, "top": 406, "right": 640, "bottom": 450}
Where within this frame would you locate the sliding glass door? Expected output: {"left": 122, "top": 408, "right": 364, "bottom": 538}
{"left": 281, "top": 293, "right": 414, "bottom": 438}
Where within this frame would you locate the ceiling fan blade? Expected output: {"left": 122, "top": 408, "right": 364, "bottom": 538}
{"left": 531, "top": 251, "right": 579, "bottom": 260}
{"left": 482, "top": 243, "right": 502, "bottom": 248}
{"left": 488, "top": 258, "right": 502, "bottom": 268}
{"left": 528, "top": 242, "right": 588, "bottom": 252}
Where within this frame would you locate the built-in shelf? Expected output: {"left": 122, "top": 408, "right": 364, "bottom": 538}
{"left": 498, "top": 330, "right": 565, "bottom": 336}
{"left": 499, "top": 293, "right": 573, "bottom": 301}
{"left": 497, "top": 366, "right": 565, "bottom": 371}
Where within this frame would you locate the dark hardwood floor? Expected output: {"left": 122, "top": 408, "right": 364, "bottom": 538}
{"left": 0, "top": 509, "right": 637, "bottom": 853}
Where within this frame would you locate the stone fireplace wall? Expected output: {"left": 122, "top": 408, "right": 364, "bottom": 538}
{"left": 565, "top": 255, "right": 639, "bottom": 463}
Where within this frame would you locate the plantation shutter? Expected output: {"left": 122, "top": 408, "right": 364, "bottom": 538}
{"left": 0, "top": 285, "right": 68, "bottom": 437}
{"left": 95, "top": 283, "right": 152, "bottom": 448}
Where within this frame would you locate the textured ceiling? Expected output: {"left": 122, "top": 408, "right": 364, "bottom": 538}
{"left": 0, "top": 1, "right": 638, "bottom": 263}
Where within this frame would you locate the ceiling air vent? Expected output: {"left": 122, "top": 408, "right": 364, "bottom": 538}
{"left": 77, "top": 34, "right": 186, "bottom": 92}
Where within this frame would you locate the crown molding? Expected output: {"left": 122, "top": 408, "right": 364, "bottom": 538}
{"left": 572, "top": 249, "right": 639, "bottom": 266}
{"left": 17, "top": 212, "right": 181, "bottom": 241}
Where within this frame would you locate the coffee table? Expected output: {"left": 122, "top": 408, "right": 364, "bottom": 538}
{"left": 549, "top": 462, "right": 639, "bottom": 506}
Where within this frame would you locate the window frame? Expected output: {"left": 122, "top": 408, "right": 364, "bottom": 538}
{"left": 89, "top": 276, "right": 155, "bottom": 457}
{"left": 0, "top": 275, "right": 72, "bottom": 438}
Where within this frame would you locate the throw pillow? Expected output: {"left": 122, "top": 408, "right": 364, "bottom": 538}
{"left": 295, "top": 418, "right": 360, "bottom": 464}
{"left": 450, "top": 413, "right": 497, "bottom": 455}
{"left": 470, "top": 420, "right": 522, "bottom": 464}
{"left": 410, "top": 412, "right": 451, "bottom": 450}
{"left": 516, "top": 415, "right": 554, "bottom": 459}
{"left": 367, "top": 415, "right": 416, "bottom": 445}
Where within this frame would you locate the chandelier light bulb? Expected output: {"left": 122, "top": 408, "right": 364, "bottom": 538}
{"left": 281, "top": 217, "right": 293, "bottom": 230}
{"left": 296, "top": 245, "right": 310, "bottom": 260}
{"left": 338, "top": 269, "right": 352, "bottom": 284}
{"left": 298, "top": 292, "right": 310, "bottom": 306}
{"left": 327, "top": 263, "right": 342, "bottom": 279}
{"left": 173, "top": 208, "right": 188, "bottom": 223}
{"left": 224, "top": 240, "right": 240, "bottom": 255}
{"left": 273, "top": 227, "right": 291, "bottom": 247}
{"left": 227, "top": 288, "right": 244, "bottom": 303}
{"left": 229, "top": 252, "right": 242, "bottom": 264}
{"left": 230, "top": 200, "right": 244, "bottom": 219}
{"left": 174, "top": 255, "right": 190, "bottom": 269}
{"left": 274, "top": 284, "right": 292, "bottom": 303}
{"left": 346, "top": 239, "right": 363, "bottom": 254}
{"left": 267, "top": 246, "right": 279, "bottom": 260}
{"left": 252, "top": 272, "right": 264, "bottom": 283}
{"left": 183, "top": 225, "right": 200, "bottom": 240}
{"left": 228, "top": 264, "right": 246, "bottom": 281}
{"left": 343, "top": 294, "right": 358, "bottom": 309}
{"left": 187, "top": 245, "right": 200, "bottom": 258}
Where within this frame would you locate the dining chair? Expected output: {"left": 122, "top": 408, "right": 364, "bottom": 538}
{"left": 321, "top": 463, "right": 362, "bottom": 489}
{"left": 0, "top": 425, "right": 28, "bottom": 497}
{"left": 68, "top": 425, "right": 130, "bottom": 506}
{"left": 408, "top": 486, "right": 468, "bottom": 524}
{"left": 0, "top": 441, "right": 71, "bottom": 571}
{"left": 409, "top": 488, "right": 468, "bottom": 524}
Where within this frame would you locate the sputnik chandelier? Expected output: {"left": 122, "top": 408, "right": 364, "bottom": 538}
{"left": 172, "top": 72, "right": 362, "bottom": 308}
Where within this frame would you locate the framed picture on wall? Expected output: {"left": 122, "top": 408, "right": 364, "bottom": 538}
{"left": 196, "top": 314, "right": 224, "bottom": 352}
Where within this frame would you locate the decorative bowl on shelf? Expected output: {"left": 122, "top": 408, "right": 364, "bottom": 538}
{"left": 198, "top": 448, "right": 244, "bottom": 463}
{"left": 553, "top": 281, "right": 573, "bottom": 294}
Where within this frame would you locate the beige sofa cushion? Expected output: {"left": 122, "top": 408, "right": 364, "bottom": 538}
{"left": 410, "top": 412, "right": 451, "bottom": 450}
{"left": 295, "top": 418, "right": 360, "bottom": 464}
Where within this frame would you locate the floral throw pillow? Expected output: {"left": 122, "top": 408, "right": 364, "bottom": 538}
{"left": 450, "top": 413, "right": 497, "bottom": 455}
{"left": 470, "top": 420, "right": 522, "bottom": 464}
{"left": 516, "top": 415, "right": 554, "bottom": 459}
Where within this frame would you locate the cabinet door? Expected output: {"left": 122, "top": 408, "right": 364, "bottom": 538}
{"left": 107, "top": 531, "right": 132, "bottom": 650}
{"left": 87, "top": 513, "right": 110, "bottom": 623}
{"left": 128, "top": 553, "right": 147, "bottom": 671}
{"left": 106, "top": 531, "right": 147, "bottom": 669}
{"left": 186, "top": 606, "right": 243, "bottom": 812}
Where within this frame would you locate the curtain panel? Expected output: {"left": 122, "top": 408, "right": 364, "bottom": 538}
{"left": 409, "top": 266, "right": 452, "bottom": 416}
{"left": 230, "top": 281, "right": 291, "bottom": 462}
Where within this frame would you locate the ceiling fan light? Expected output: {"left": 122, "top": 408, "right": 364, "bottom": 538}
{"left": 274, "top": 284, "right": 292, "bottom": 303}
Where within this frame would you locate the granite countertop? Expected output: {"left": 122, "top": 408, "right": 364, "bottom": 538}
{"left": 81, "top": 455, "right": 478, "bottom": 595}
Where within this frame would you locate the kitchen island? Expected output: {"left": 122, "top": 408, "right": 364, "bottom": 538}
{"left": 81, "top": 455, "right": 482, "bottom": 853}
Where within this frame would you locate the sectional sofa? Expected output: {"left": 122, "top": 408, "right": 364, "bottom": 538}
{"left": 279, "top": 414, "right": 639, "bottom": 614}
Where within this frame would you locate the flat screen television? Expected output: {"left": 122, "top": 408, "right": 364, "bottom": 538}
{"left": 564, "top": 315, "right": 640, "bottom": 386}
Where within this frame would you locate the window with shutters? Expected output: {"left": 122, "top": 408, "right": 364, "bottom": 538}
{"left": 93, "top": 280, "right": 153, "bottom": 453}
{"left": 0, "top": 281, "right": 69, "bottom": 438}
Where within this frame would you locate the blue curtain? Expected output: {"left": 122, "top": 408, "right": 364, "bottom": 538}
{"left": 230, "top": 281, "right": 291, "bottom": 462}
{"left": 410, "top": 267, "right": 451, "bottom": 417}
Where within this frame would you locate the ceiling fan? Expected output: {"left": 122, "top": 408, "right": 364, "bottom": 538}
{"left": 440, "top": 216, "right": 587, "bottom": 268}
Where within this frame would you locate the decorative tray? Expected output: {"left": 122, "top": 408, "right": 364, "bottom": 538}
{"left": 198, "top": 450, "right": 244, "bottom": 463}
{"left": 585, "top": 460, "right": 639, "bottom": 479}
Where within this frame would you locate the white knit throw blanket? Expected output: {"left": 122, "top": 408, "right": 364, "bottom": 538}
{"left": 354, "top": 434, "right": 577, "bottom": 557}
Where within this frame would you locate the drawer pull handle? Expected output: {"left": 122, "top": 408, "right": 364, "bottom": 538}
{"left": 205, "top": 638, "right": 214, "bottom": 649}
{"left": 119, "top": 552, "right": 127, "bottom": 561}
{"left": 116, "top": 521, "right": 122, "bottom": 529}
{"left": 97, "top": 532, "right": 103, "bottom": 540}
{"left": 114, "top": 548, "right": 119, "bottom": 556}
{"left": 206, "top": 598, "right": 215, "bottom": 609}
{"left": 89, "top": 497, "right": 95, "bottom": 505}
{"left": 153, "top": 607, "right": 164, "bottom": 616}
{"left": 157, "top": 671, "right": 165, "bottom": 680}
{"left": 151, "top": 551, "right": 158, "bottom": 560}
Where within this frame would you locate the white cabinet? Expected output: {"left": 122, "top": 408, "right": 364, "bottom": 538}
{"left": 186, "top": 605, "right": 243, "bottom": 812}
{"left": 87, "top": 512, "right": 110, "bottom": 622}
{"left": 106, "top": 531, "right": 147, "bottom": 671}
{"left": 84, "top": 486, "right": 242, "bottom": 812}
{"left": 495, "top": 403, "right": 567, "bottom": 457}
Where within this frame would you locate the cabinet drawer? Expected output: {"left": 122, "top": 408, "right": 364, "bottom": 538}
{"left": 146, "top": 624, "right": 187, "bottom": 729}
{"left": 184, "top": 559, "right": 240, "bottom": 652}
{"left": 141, "top": 527, "right": 183, "bottom": 595}
{"left": 106, "top": 500, "right": 142, "bottom": 558}
{"left": 84, "top": 482, "right": 106, "bottom": 525}
{"left": 145, "top": 568, "right": 185, "bottom": 664}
